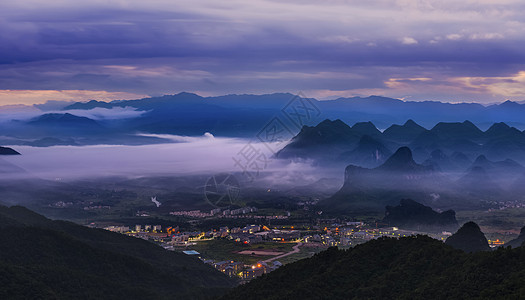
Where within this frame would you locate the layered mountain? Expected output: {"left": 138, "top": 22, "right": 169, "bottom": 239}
{"left": 318, "top": 137, "right": 525, "bottom": 215}
{"left": 222, "top": 235, "right": 525, "bottom": 299}
{"left": 338, "top": 135, "right": 392, "bottom": 168}
{"left": 375, "top": 146, "right": 432, "bottom": 173}
{"left": 65, "top": 93, "right": 292, "bottom": 137}
{"left": 7, "top": 93, "right": 525, "bottom": 146}
{"left": 383, "top": 199, "right": 458, "bottom": 232}
{"left": 445, "top": 221, "right": 491, "bottom": 253}
{"left": 61, "top": 94, "right": 525, "bottom": 131}
{"left": 278, "top": 118, "right": 525, "bottom": 168}
{"left": 460, "top": 155, "right": 525, "bottom": 190}
{"left": 322, "top": 147, "right": 449, "bottom": 214}
{"left": 3, "top": 113, "right": 105, "bottom": 138}
{"left": 28, "top": 113, "right": 102, "bottom": 127}
{"left": 469, "top": 155, "right": 525, "bottom": 174}
{"left": 0, "top": 112, "right": 170, "bottom": 146}
{"left": 457, "top": 166, "right": 503, "bottom": 197}
{"left": 0, "top": 205, "right": 234, "bottom": 299}
{"left": 0, "top": 146, "right": 20, "bottom": 155}
{"left": 422, "top": 149, "right": 472, "bottom": 172}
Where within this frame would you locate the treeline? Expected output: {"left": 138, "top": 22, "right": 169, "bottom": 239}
{"left": 0, "top": 205, "right": 234, "bottom": 299}
{"left": 222, "top": 235, "right": 525, "bottom": 300}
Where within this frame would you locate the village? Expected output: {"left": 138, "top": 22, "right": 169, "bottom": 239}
{"left": 100, "top": 207, "right": 460, "bottom": 282}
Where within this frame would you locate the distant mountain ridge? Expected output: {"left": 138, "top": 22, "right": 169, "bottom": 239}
{"left": 5, "top": 92, "right": 525, "bottom": 146}
{"left": 61, "top": 93, "right": 525, "bottom": 130}
{"left": 63, "top": 93, "right": 525, "bottom": 130}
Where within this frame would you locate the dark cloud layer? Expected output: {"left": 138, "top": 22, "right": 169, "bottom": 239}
{"left": 1, "top": 1, "right": 525, "bottom": 103}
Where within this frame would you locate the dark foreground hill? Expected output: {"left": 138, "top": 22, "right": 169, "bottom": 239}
{"left": 222, "top": 235, "right": 525, "bottom": 300}
{"left": 0, "top": 205, "right": 234, "bottom": 299}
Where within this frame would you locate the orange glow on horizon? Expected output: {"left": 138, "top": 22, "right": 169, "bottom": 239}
{"left": 0, "top": 89, "right": 147, "bottom": 106}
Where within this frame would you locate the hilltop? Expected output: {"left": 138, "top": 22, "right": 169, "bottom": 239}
{"left": 445, "top": 222, "right": 491, "bottom": 253}
{"left": 221, "top": 235, "right": 525, "bottom": 300}
{"left": 0, "top": 205, "right": 235, "bottom": 299}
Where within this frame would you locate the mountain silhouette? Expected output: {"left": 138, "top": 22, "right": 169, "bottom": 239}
{"left": 377, "top": 147, "right": 432, "bottom": 173}
{"left": 484, "top": 122, "right": 523, "bottom": 139}
{"left": 383, "top": 119, "right": 427, "bottom": 142}
{"left": 445, "top": 221, "right": 491, "bottom": 252}
{"left": 277, "top": 118, "right": 525, "bottom": 171}
{"left": 0, "top": 146, "right": 20, "bottom": 155}
{"left": 351, "top": 121, "right": 382, "bottom": 138}
{"left": 324, "top": 147, "right": 438, "bottom": 214}
{"left": 383, "top": 199, "right": 458, "bottom": 231}
{"left": 276, "top": 119, "right": 360, "bottom": 161}
{"left": 29, "top": 113, "right": 102, "bottom": 127}
{"left": 5, "top": 93, "right": 525, "bottom": 146}
{"left": 430, "top": 121, "right": 484, "bottom": 141}
{"left": 470, "top": 155, "right": 525, "bottom": 173}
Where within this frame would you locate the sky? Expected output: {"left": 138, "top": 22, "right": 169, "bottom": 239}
{"left": 1, "top": 0, "right": 525, "bottom": 105}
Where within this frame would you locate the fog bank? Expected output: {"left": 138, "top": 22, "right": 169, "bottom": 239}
{"left": 2, "top": 135, "right": 333, "bottom": 186}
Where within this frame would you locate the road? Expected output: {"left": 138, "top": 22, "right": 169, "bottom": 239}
{"left": 263, "top": 242, "right": 303, "bottom": 263}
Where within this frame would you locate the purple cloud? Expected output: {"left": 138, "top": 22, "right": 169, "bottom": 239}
{"left": 1, "top": 1, "right": 525, "bottom": 103}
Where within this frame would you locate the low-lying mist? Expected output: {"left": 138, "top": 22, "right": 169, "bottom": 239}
{"left": 1, "top": 134, "right": 340, "bottom": 188}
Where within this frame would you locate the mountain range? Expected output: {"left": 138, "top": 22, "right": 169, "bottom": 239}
{"left": 60, "top": 94, "right": 525, "bottom": 131}
{"left": 321, "top": 147, "right": 452, "bottom": 214}
{"left": 5, "top": 93, "right": 525, "bottom": 146}
{"left": 278, "top": 119, "right": 525, "bottom": 168}
{"left": 317, "top": 145, "right": 525, "bottom": 215}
